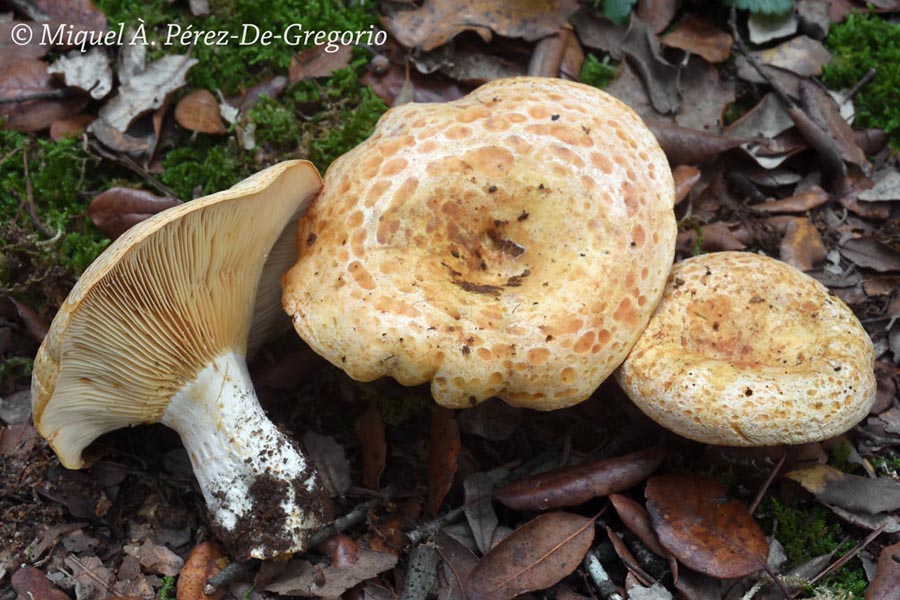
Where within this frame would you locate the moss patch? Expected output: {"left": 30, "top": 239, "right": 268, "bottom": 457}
{"left": 580, "top": 53, "right": 618, "bottom": 90}
{"left": 823, "top": 12, "right": 900, "bottom": 149}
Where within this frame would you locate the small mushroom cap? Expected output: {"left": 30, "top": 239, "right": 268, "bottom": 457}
{"left": 282, "top": 77, "right": 676, "bottom": 410}
{"left": 32, "top": 160, "right": 323, "bottom": 467}
{"left": 617, "top": 251, "right": 877, "bottom": 446}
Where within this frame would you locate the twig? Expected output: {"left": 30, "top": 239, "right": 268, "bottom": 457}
{"left": 399, "top": 542, "right": 439, "bottom": 600}
{"left": 802, "top": 522, "right": 887, "bottom": 592}
{"left": 22, "top": 149, "right": 55, "bottom": 238}
{"left": 87, "top": 141, "right": 180, "bottom": 199}
{"left": 0, "top": 90, "right": 73, "bottom": 104}
{"left": 204, "top": 559, "right": 259, "bottom": 595}
{"left": 584, "top": 548, "right": 625, "bottom": 600}
{"left": 844, "top": 68, "right": 876, "bottom": 101}
{"left": 307, "top": 494, "right": 386, "bottom": 549}
{"left": 749, "top": 451, "right": 787, "bottom": 515}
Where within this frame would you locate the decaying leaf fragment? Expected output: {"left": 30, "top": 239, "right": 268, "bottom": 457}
{"left": 382, "top": 0, "right": 579, "bottom": 52}
{"left": 87, "top": 187, "right": 182, "bottom": 240}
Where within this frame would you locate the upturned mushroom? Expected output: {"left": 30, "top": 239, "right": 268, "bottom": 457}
{"left": 282, "top": 77, "right": 677, "bottom": 410}
{"left": 32, "top": 160, "right": 329, "bottom": 560}
{"left": 617, "top": 251, "right": 876, "bottom": 446}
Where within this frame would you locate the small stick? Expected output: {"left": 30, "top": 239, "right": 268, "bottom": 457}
{"left": 204, "top": 559, "right": 258, "bottom": 595}
{"left": 307, "top": 494, "right": 385, "bottom": 549}
{"left": 399, "top": 543, "right": 439, "bottom": 600}
{"left": 802, "top": 522, "right": 887, "bottom": 591}
{"left": 584, "top": 548, "right": 625, "bottom": 600}
{"left": 749, "top": 451, "right": 787, "bottom": 515}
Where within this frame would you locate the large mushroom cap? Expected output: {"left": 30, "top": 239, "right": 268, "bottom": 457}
{"left": 282, "top": 77, "right": 677, "bottom": 410}
{"left": 617, "top": 251, "right": 877, "bottom": 446}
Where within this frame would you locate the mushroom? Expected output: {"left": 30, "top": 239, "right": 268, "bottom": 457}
{"left": 617, "top": 251, "right": 876, "bottom": 446}
{"left": 282, "top": 77, "right": 677, "bottom": 410}
{"left": 32, "top": 160, "right": 330, "bottom": 560}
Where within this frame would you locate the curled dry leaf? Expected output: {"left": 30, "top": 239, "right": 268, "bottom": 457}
{"left": 621, "top": 18, "right": 681, "bottom": 115}
{"left": 647, "top": 119, "right": 746, "bottom": 165}
{"left": 436, "top": 530, "right": 479, "bottom": 600}
{"left": 676, "top": 56, "right": 735, "bottom": 132}
{"left": 382, "top": 0, "right": 580, "bottom": 52}
{"left": 645, "top": 474, "right": 768, "bottom": 579}
{"left": 88, "top": 188, "right": 182, "bottom": 240}
{"left": 672, "top": 165, "right": 701, "bottom": 205}
{"left": 355, "top": 401, "right": 387, "bottom": 489}
{"left": 48, "top": 47, "right": 112, "bottom": 100}
{"left": 495, "top": 447, "right": 665, "bottom": 511}
{"left": 176, "top": 541, "right": 226, "bottom": 600}
{"left": 867, "top": 540, "right": 900, "bottom": 600}
{"left": 428, "top": 406, "right": 461, "bottom": 516}
{"left": 841, "top": 237, "right": 900, "bottom": 273}
{"left": 465, "top": 512, "right": 596, "bottom": 600}
{"left": 637, "top": 0, "right": 679, "bottom": 34}
{"left": 609, "top": 493, "right": 668, "bottom": 558}
{"left": 264, "top": 548, "right": 399, "bottom": 597}
{"left": 175, "top": 90, "right": 227, "bottom": 135}
{"left": 756, "top": 185, "right": 830, "bottom": 213}
{"left": 779, "top": 217, "right": 827, "bottom": 271}
{"left": 662, "top": 15, "right": 733, "bottom": 63}
{"left": 784, "top": 464, "right": 900, "bottom": 515}
{"left": 464, "top": 472, "right": 500, "bottom": 555}
{"left": 752, "top": 35, "right": 832, "bottom": 77}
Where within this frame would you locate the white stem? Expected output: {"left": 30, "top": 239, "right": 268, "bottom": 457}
{"left": 161, "top": 351, "right": 327, "bottom": 559}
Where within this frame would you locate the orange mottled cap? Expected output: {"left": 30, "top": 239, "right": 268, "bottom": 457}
{"left": 282, "top": 77, "right": 677, "bottom": 410}
{"left": 617, "top": 251, "right": 876, "bottom": 445}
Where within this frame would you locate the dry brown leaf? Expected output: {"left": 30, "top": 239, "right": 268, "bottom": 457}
{"left": 383, "top": 0, "right": 580, "bottom": 52}
{"left": 0, "top": 22, "right": 50, "bottom": 69}
{"left": 436, "top": 530, "right": 479, "bottom": 600}
{"left": 0, "top": 59, "right": 88, "bottom": 132}
{"left": 609, "top": 494, "right": 668, "bottom": 558}
{"left": 495, "top": 447, "right": 665, "bottom": 511}
{"left": 302, "top": 431, "right": 351, "bottom": 497}
{"left": 441, "top": 46, "right": 527, "bottom": 85}
{"left": 9, "top": 296, "right": 49, "bottom": 342}
{"left": 176, "top": 542, "right": 226, "bottom": 600}
{"left": 841, "top": 237, "right": 900, "bottom": 272}
{"left": 124, "top": 539, "right": 184, "bottom": 576}
{"left": 571, "top": 7, "right": 625, "bottom": 59}
{"left": 726, "top": 93, "right": 794, "bottom": 141}
{"left": 87, "top": 187, "right": 182, "bottom": 240}
{"left": 756, "top": 185, "right": 829, "bottom": 213}
{"left": 50, "top": 113, "right": 94, "bottom": 140}
{"left": 799, "top": 80, "right": 868, "bottom": 169}
{"left": 662, "top": 15, "right": 733, "bottom": 63}
{"left": 779, "top": 217, "right": 827, "bottom": 271}
{"left": 464, "top": 472, "right": 499, "bottom": 555}
{"left": 264, "top": 548, "right": 398, "bottom": 597}
{"left": 754, "top": 36, "right": 832, "bottom": 77}
{"left": 10, "top": 566, "right": 70, "bottom": 600}
{"left": 676, "top": 56, "right": 735, "bottom": 132}
{"left": 785, "top": 464, "right": 900, "bottom": 514}
{"left": 289, "top": 44, "right": 353, "bottom": 84}
{"left": 355, "top": 401, "right": 387, "bottom": 489}
{"left": 867, "top": 540, "right": 900, "bottom": 600}
{"left": 673, "top": 165, "right": 701, "bottom": 205}
{"left": 48, "top": 47, "right": 112, "bottom": 100}
{"left": 636, "top": 0, "right": 678, "bottom": 34}
{"left": 33, "top": 0, "right": 107, "bottom": 39}
{"left": 621, "top": 18, "right": 681, "bottom": 115}
{"left": 0, "top": 421, "right": 39, "bottom": 457}
{"left": 648, "top": 119, "right": 746, "bottom": 165}
{"left": 428, "top": 406, "right": 461, "bottom": 516}
{"left": 465, "top": 512, "right": 596, "bottom": 600}
{"left": 645, "top": 475, "right": 768, "bottom": 579}
{"left": 174, "top": 90, "right": 226, "bottom": 135}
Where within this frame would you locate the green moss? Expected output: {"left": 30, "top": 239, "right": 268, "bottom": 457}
{"left": 95, "top": 0, "right": 380, "bottom": 94}
{"left": 250, "top": 95, "right": 304, "bottom": 152}
{"left": 159, "top": 575, "right": 176, "bottom": 600}
{"left": 580, "top": 54, "right": 618, "bottom": 90}
{"left": 762, "top": 497, "right": 866, "bottom": 598}
{"left": 159, "top": 141, "right": 249, "bottom": 199}
{"left": 0, "top": 131, "right": 111, "bottom": 277}
{"left": 823, "top": 12, "right": 900, "bottom": 148}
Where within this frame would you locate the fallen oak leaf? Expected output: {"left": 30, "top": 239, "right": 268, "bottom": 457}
{"left": 264, "top": 547, "right": 398, "bottom": 597}
{"left": 647, "top": 119, "right": 746, "bottom": 165}
{"left": 784, "top": 464, "right": 900, "bottom": 515}
{"left": 175, "top": 90, "right": 227, "bottom": 135}
{"left": 87, "top": 187, "right": 182, "bottom": 240}
{"left": 495, "top": 447, "right": 664, "bottom": 511}
{"left": 0, "top": 59, "right": 88, "bottom": 132}
{"left": 465, "top": 512, "right": 596, "bottom": 600}
{"left": 866, "top": 540, "right": 900, "bottom": 599}
{"left": 662, "top": 14, "right": 733, "bottom": 63}
{"left": 645, "top": 474, "right": 768, "bottom": 579}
